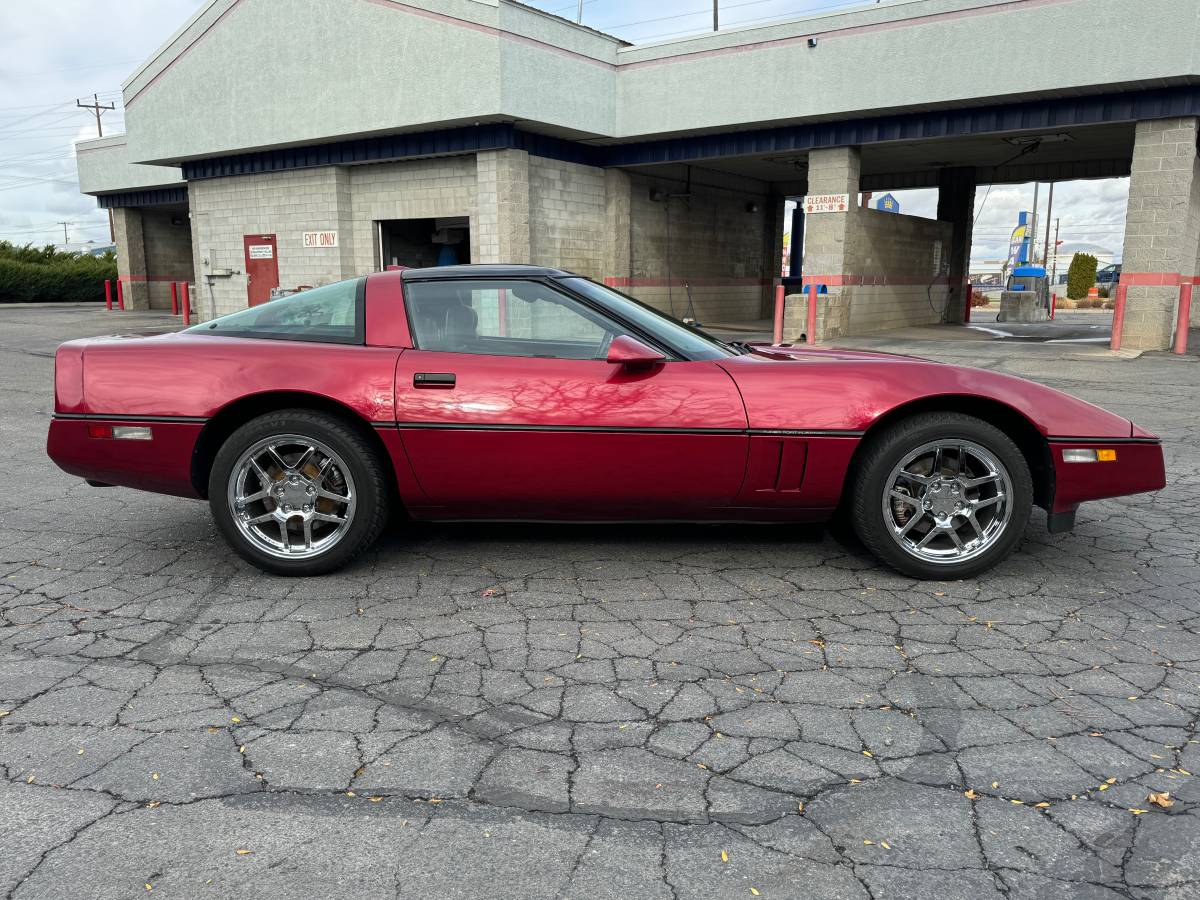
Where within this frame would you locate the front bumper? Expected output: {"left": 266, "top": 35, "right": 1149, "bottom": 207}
{"left": 1047, "top": 437, "right": 1166, "bottom": 518}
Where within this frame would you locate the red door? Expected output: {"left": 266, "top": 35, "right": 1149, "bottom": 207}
{"left": 243, "top": 235, "right": 279, "bottom": 307}
{"left": 393, "top": 352, "right": 749, "bottom": 519}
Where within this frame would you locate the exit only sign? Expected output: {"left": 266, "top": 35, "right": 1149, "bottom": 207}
{"left": 302, "top": 231, "right": 338, "bottom": 248}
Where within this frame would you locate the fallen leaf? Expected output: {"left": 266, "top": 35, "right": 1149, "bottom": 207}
{"left": 1034, "top": 802, "right": 1051, "bottom": 809}
{"left": 239, "top": 746, "right": 245, "bottom": 754}
{"left": 1010, "top": 799, "right": 1024, "bottom": 805}
{"left": 880, "top": 841, "right": 891, "bottom": 850}
{"left": 992, "top": 782, "right": 999, "bottom": 789}
{"left": 750, "top": 890, "right": 760, "bottom": 897}
{"left": 964, "top": 789, "right": 978, "bottom": 800}
{"left": 145, "top": 884, "right": 153, "bottom": 892}
{"left": 1148, "top": 792, "right": 1174, "bottom": 809}
{"left": 862, "top": 750, "right": 873, "bottom": 758}
{"left": 1098, "top": 784, "right": 1110, "bottom": 791}
{"left": 863, "top": 839, "right": 874, "bottom": 845}
{"left": 369, "top": 796, "right": 383, "bottom": 803}
{"left": 151, "top": 773, "right": 159, "bottom": 781}
{"left": 206, "top": 727, "right": 220, "bottom": 734}
{"left": 77, "top": 749, "right": 85, "bottom": 756}
{"left": 231, "top": 716, "right": 241, "bottom": 724}
{"left": 146, "top": 801, "right": 160, "bottom": 809}
{"left": 1129, "top": 808, "right": 1148, "bottom": 815}
{"left": 346, "top": 791, "right": 356, "bottom": 797}
{"left": 720, "top": 850, "right": 729, "bottom": 863}
{"left": 0, "top": 710, "right": 10, "bottom": 718}
{"left": 236, "top": 848, "right": 253, "bottom": 855}
{"left": 697, "top": 763, "right": 708, "bottom": 770}
{"left": 1106, "top": 777, "right": 1118, "bottom": 785}
{"left": 430, "top": 656, "right": 440, "bottom": 662}
{"left": 1127, "top": 696, "right": 1139, "bottom": 701}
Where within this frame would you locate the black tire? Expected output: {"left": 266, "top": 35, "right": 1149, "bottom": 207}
{"left": 849, "top": 412, "right": 1032, "bottom": 580}
{"left": 208, "top": 410, "right": 389, "bottom": 576}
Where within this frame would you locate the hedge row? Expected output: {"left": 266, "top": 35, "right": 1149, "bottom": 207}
{"left": 0, "top": 245, "right": 117, "bottom": 303}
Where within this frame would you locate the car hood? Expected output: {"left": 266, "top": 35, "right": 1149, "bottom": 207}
{"left": 717, "top": 349, "right": 1141, "bottom": 439}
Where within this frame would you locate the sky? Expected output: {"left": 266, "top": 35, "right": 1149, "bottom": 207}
{"left": 0, "top": 0, "right": 1130, "bottom": 263}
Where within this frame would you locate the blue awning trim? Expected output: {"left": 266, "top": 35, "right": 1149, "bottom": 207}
{"left": 97, "top": 187, "right": 188, "bottom": 209}
{"left": 163, "top": 85, "right": 1200, "bottom": 182}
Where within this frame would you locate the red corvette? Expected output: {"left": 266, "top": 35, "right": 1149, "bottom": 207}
{"left": 48, "top": 265, "right": 1165, "bottom": 578}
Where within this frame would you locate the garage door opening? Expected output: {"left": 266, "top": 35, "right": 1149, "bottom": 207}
{"left": 376, "top": 217, "right": 470, "bottom": 270}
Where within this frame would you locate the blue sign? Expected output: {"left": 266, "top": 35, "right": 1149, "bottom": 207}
{"left": 876, "top": 193, "right": 900, "bottom": 214}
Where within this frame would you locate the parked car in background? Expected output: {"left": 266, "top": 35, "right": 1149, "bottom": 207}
{"left": 48, "top": 266, "right": 1165, "bottom": 580}
{"left": 1096, "top": 263, "right": 1122, "bottom": 284}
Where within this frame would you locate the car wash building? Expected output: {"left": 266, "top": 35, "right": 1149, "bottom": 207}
{"left": 77, "top": 0, "right": 1200, "bottom": 350}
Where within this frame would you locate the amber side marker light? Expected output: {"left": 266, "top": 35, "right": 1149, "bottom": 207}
{"left": 87, "top": 425, "right": 153, "bottom": 441}
{"left": 1063, "top": 448, "right": 1117, "bottom": 463}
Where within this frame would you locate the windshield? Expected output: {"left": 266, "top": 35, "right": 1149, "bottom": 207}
{"left": 186, "top": 278, "right": 364, "bottom": 344}
{"left": 558, "top": 278, "right": 735, "bottom": 360}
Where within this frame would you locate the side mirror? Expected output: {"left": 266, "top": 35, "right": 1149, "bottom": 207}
{"left": 606, "top": 334, "right": 665, "bottom": 369}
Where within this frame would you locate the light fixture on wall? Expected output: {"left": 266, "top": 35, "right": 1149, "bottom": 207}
{"left": 807, "top": 37, "right": 818, "bottom": 48}
{"left": 650, "top": 188, "right": 667, "bottom": 202}
{"left": 746, "top": 202, "right": 760, "bottom": 214}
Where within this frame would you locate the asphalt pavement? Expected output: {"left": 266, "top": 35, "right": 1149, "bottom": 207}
{"left": 1, "top": 304, "right": 1198, "bottom": 900}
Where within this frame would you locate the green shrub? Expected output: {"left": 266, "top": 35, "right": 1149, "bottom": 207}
{"left": 0, "top": 242, "right": 116, "bottom": 302}
{"left": 1066, "top": 252, "right": 1099, "bottom": 301}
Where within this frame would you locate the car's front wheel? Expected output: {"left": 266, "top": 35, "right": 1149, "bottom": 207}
{"left": 849, "top": 413, "right": 1032, "bottom": 579}
{"left": 209, "top": 410, "right": 389, "bottom": 576}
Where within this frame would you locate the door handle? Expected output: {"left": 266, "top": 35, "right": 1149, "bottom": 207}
{"left": 413, "top": 372, "right": 456, "bottom": 388}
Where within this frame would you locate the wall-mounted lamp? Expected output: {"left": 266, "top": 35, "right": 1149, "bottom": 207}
{"left": 807, "top": 37, "right": 818, "bottom": 48}
{"left": 650, "top": 188, "right": 667, "bottom": 202}
{"left": 746, "top": 202, "right": 760, "bottom": 214}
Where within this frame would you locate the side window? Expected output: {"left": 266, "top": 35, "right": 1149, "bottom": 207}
{"left": 405, "top": 280, "right": 618, "bottom": 359}
{"left": 189, "top": 278, "right": 363, "bottom": 344}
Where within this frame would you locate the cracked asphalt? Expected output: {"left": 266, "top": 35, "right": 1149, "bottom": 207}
{"left": 2, "top": 306, "right": 1199, "bottom": 900}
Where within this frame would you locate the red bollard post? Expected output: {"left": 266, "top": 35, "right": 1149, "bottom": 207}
{"left": 1050, "top": 293, "right": 1057, "bottom": 320}
{"left": 104, "top": 280, "right": 113, "bottom": 311}
{"left": 1175, "top": 282, "right": 1193, "bottom": 355}
{"left": 772, "top": 284, "right": 785, "bottom": 345}
{"left": 181, "top": 283, "right": 191, "bottom": 327}
{"left": 1110, "top": 284, "right": 1127, "bottom": 351}
{"left": 806, "top": 284, "right": 818, "bottom": 345}
{"left": 116, "top": 278, "right": 125, "bottom": 311}
{"left": 170, "top": 282, "right": 179, "bottom": 316}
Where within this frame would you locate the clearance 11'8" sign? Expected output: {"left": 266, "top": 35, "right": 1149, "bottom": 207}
{"left": 803, "top": 194, "right": 850, "bottom": 214}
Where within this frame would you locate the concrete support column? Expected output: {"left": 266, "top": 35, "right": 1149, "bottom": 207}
{"left": 112, "top": 207, "right": 149, "bottom": 310}
{"left": 937, "top": 166, "right": 976, "bottom": 324}
{"left": 786, "top": 146, "right": 861, "bottom": 341}
{"left": 604, "top": 169, "right": 631, "bottom": 285}
{"left": 1122, "top": 117, "right": 1200, "bottom": 350}
{"left": 762, "top": 195, "right": 787, "bottom": 318}
{"left": 474, "top": 149, "right": 530, "bottom": 264}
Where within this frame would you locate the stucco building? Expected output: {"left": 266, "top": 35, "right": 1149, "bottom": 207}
{"left": 77, "top": 0, "right": 1200, "bottom": 349}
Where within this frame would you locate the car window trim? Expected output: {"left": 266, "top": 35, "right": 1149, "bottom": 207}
{"left": 400, "top": 276, "right": 683, "bottom": 362}
{"left": 191, "top": 277, "right": 367, "bottom": 346}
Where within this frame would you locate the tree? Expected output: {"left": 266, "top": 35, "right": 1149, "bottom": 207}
{"left": 1066, "top": 252, "right": 1098, "bottom": 301}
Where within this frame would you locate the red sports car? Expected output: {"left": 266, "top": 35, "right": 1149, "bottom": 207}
{"left": 47, "top": 266, "right": 1165, "bottom": 579}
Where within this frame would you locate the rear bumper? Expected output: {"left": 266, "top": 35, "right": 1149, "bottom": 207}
{"left": 47, "top": 416, "right": 204, "bottom": 499}
{"left": 1048, "top": 438, "right": 1166, "bottom": 517}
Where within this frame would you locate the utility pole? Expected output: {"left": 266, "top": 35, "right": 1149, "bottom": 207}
{"left": 1050, "top": 218, "right": 1061, "bottom": 286}
{"left": 576, "top": 0, "right": 583, "bottom": 22}
{"left": 1042, "top": 182, "right": 1055, "bottom": 267}
{"left": 714, "top": 0, "right": 719, "bottom": 31}
{"left": 1029, "top": 182, "right": 1040, "bottom": 264}
{"left": 76, "top": 93, "right": 115, "bottom": 138}
{"left": 56, "top": 221, "right": 71, "bottom": 245}
{"left": 78, "top": 93, "right": 118, "bottom": 243}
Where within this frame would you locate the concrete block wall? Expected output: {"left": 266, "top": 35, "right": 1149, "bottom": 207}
{"left": 626, "top": 170, "right": 772, "bottom": 323}
{"left": 475, "top": 149, "right": 531, "bottom": 265}
{"left": 528, "top": 156, "right": 607, "bottom": 279}
{"left": 112, "top": 208, "right": 149, "bottom": 310}
{"left": 1122, "top": 117, "right": 1200, "bottom": 349}
{"left": 189, "top": 167, "right": 354, "bottom": 319}
{"left": 348, "top": 157, "right": 476, "bottom": 272}
{"left": 787, "top": 146, "right": 954, "bottom": 341}
{"left": 140, "top": 209, "right": 195, "bottom": 309}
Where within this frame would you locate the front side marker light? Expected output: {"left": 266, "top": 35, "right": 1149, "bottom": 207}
{"left": 1063, "top": 448, "right": 1117, "bottom": 463}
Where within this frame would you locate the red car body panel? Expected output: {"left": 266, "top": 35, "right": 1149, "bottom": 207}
{"left": 46, "top": 269, "right": 1165, "bottom": 529}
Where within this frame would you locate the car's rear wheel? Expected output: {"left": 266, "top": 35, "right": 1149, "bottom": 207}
{"left": 209, "top": 410, "right": 388, "bottom": 576}
{"left": 849, "top": 413, "right": 1032, "bottom": 579}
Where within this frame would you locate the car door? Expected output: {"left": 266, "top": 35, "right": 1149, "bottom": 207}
{"left": 393, "top": 277, "right": 748, "bottom": 519}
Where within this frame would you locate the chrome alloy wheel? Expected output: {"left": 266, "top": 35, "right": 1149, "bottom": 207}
{"left": 227, "top": 434, "right": 356, "bottom": 561}
{"left": 882, "top": 439, "right": 1014, "bottom": 566}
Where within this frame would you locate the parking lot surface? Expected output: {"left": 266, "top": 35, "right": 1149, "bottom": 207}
{"left": 2, "top": 306, "right": 1198, "bottom": 900}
